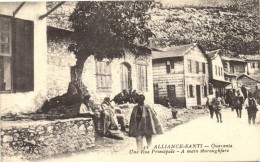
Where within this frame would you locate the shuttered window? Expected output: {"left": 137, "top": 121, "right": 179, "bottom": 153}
{"left": 0, "top": 17, "right": 34, "bottom": 92}
{"left": 189, "top": 84, "right": 194, "bottom": 97}
{"left": 204, "top": 85, "right": 207, "bottom": 97}
{"left": 96, "top": 61, "right": 111, "bottom": 90}
{"left": 0, "top": 17, "right": 12, "bottom": 91}
{"left": 136, "top": 64, "right": 148, "bottom": 92}
{"left": 202, "top": 62, "right": 206, "bottom": 74}
{"left": 188, "top": 60, "right": 192, "bottom": 73}
{"left": 196, "top": 61, "right": 199, "bottom": 74}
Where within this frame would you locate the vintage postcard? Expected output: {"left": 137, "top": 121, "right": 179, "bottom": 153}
{"left": 0, "top": 0, "right": 259, "bottom": 162}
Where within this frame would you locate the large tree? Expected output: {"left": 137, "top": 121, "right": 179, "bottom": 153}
{"left": 68, "top": 1, "right": 154, "bottom": 96}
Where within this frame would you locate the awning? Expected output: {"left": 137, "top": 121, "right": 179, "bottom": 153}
{"left": 210, "top": 79, "right": 231, "bottom": 87}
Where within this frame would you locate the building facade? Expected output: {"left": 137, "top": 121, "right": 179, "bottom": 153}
{"left": 206, "top": 50, "right": 230, "bottom": 97}
{"left": 222, "top": 55, "right": 247, "bottom": 90}
{"left": 152, "top": 43, "right": 209, "bottom": 107}
{"left": 0, "top": 2, "right": 48, "bottom": 115}
{"left": 237, "top": 74, "right": 260, "bottom": 93}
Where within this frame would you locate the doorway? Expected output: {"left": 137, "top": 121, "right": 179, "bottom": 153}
{"left": 167, "top": 85, "right": 176, "bottom": 106}
{"left": 196, "top": 85, "right": 201, "bottom": 105}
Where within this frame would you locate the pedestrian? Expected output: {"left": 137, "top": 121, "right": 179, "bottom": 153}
{"left": 129, "top": 94, "right": 163, "bottom": 151}
{"left": 206, "top": 91, "right": 215, "bottom": 119}
{"left": 233, "top": 90, "right": 244, "bottom": 118}
{"left": 244, "top": 92, "right": 258, "bottom": 125}
{"left": 165, "top": 98, "right": 177, "bottom": 119}
{"left": 213, "top": 92, "right": 224, "bottom": 123}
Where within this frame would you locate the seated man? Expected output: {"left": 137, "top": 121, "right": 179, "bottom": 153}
{"left": 78, "top": 95, "right": 102, "bottom": 134}
{"left": 101, "top": 97, "right": 127, "bottom": 132}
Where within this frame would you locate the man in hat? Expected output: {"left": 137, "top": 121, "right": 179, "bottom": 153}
{"left": 244, "top": 92, "right": 258, "bottom": 125}
{"left": 129, "top": 94, "right": 164, "bottom": 151}
{"left": 233, "top": 90, "right": 244, "bottom": 118}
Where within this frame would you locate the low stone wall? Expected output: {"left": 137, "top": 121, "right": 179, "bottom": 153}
{"left": 1, "top": 118, "right": 95, "bottom": 160}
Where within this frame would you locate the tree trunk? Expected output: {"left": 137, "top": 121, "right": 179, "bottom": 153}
{"left": 67, "top": 56, "right": 89, "bottom": 97}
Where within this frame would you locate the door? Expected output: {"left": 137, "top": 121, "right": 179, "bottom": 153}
{"left": 120, "top": 63, "right": 132, "bottom": 91}
{"left": 154, "top": 83, "right": 159, "bottom": 103}
{"left": 167, "top": 85, "right": 176, "bottom": 106}
{"left": 196, "top": 85, "right": 201, "bottom": 105}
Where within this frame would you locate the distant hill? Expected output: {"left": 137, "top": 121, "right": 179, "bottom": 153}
{"left": 150, "top": 0, "right": 259, "bottom": 55}
{"left": 47, "top": 1, "right": 259, "bottom": 55}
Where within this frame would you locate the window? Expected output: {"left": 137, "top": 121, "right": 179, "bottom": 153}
{"left": 218, "top": 66, "right": 221, "bottom": 76}
{"left": 153, "top": 83, "right": 158, "bottom": 91}
{"left": 188, "top": 60, "right": 192, "bottom": 73}
{"left": 221, "top": 67, "right": 223, "bottom": 76}
{"left": 230, "top": 65, "right": 234, "bottom": 73}
{"left": 166, "top": 60, "right": 174, "bottom": 74}
{"left": 204, "top": 85, "right": 207, "bottom": 97}
{"left": 202, "top": 62, "right": 206, "bottom": 74}
{"left": 189, "top": 85, "right": 194, "bottom": 97}
{"left": 0, "top": 17, "right": 34, "bottom": 92}
{"left": 196, "top": 61, "right": 199, "bottom": 74}
{"left": 258, "top": 61, "right": 260, "bottom": 69}
{"left": 166, "top": 60, "right": 170, "bottom": 74}
{"left": 96, "top": 61, "right": 111, "bottom": 90}
{"left": 0, "top": 18, "right": 12, "bottom": 91}
{"left": 252, "top": 62, "right": 255, "bottom": 68}
{"left": 136, "top": 64, "right": 148, "bottom": 92}
{"left": 215, "top": 65, "right": 218, "bottom": 75}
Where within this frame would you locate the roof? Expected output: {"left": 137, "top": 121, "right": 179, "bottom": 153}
{"left": 241, "top": 54, "right": 260, "bottom": 61}
{"left": 221, "top": 55, "right": 246, "bottom": 62}
{"left": 205, "top": 49, "right": 220, "bottom": 60}
{"left": 237, "top": 74, "right": 260, "bottom": 83}
{"left": 152, "top": 43, "right": 198, "bottom": 59}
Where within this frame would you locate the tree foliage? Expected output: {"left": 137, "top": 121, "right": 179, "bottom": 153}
{"left": 150, "top": 0, "right": 259, "bottom": 54}
{"left": 68, "top": 1, "right": 154, "bottom": 61}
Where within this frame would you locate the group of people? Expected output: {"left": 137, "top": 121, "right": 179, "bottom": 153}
{"left": 112, "top": 89, "right": 139, "bottom": 105}
{"left": 207, "top": 88, "right": 259, "bottom": 125}
{"left": 78, "top": 95, "right": 127, "bottom": 138}
{"left": 78, "top": 93, "right": 163, "bottom": 150}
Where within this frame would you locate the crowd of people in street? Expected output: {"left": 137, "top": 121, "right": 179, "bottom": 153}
{"left": 207, "top": 87, "right": 259, "bottom": 125}
{"left": 77, "top": 86, "right": 258, "bottom": 151}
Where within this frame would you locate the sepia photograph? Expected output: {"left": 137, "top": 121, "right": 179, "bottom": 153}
{"left": 0, "top": 0, "right": 259, "bottom": 162}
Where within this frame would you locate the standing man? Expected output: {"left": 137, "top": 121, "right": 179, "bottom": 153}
{"left": 129, "top": 94, "right": 163, "bottom": 151}
{"left": 206, "top": 91, "right": 215, "bottom": 119}
{"left": 233, "top": 90, "right": 244, "bottom": 118}
{"left": 213, "top": 92, "right": 224, "bottom": 123}
{"left": 245, "top": 92, "right": 258, "bottom": 125}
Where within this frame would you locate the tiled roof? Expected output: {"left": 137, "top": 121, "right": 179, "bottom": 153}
{"left": 152, "top": 43, "right": 196, "bottom": 59}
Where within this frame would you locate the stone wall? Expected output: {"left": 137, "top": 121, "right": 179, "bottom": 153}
{"left": 47, "top": 28, "right": 76, "bottom": 99}
{"left": 1, "top": 118, "right": 94, "bottom": 160}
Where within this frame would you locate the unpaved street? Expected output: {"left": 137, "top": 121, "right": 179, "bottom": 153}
{"left": 37, "top": 108, "right": 260, "bottom": 162}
